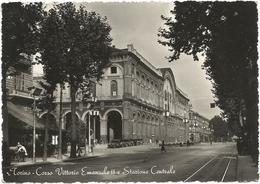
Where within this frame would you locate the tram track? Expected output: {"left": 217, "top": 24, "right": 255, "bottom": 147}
{"left": 184, "top": 154, "right": 237, "bottom": 182}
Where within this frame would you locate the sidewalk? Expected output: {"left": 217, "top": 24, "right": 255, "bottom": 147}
{"left": 237, "top": 155, "right": 259, "bottom": 182}
{"left": 7, "top": 152, "right": 104, "bottom": 169}
{"left": 6, "top": 144, "right": 158, "bottom": 169}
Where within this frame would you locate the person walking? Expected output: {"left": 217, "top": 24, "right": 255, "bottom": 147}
{"left": 161, "top": 140, "right": 166, "bottom": 152}
{"left": 76, "top": 143, "right": 82, "bottom": 157}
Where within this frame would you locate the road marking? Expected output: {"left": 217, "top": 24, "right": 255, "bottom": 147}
{"left": 184, "top": 156, "right": 217, "bottom": 182}
{"left": 221, "top": 158, "right": 231, "bottom": 182}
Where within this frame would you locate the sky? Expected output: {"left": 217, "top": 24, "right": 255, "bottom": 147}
{"left": 33, "top": 1, "right": 221, "bottom": 119}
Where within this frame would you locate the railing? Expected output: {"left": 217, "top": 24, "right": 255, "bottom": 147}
{"left": 9, "top": 89, "right": 33, "bottom": 99}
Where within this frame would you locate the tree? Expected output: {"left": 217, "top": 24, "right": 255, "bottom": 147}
{"left": 2, "top": 2, "right": 43, "bottom": 166}
{"left": 209, "top": 116, "right": 229, "bottom": 141}
{"left": 158, "top": 2, "right": 258, "bottom": 162}
{"left": 38, "top": 2, "right": 112, "bottom": 158}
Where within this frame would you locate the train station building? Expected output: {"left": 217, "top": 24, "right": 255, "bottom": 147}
{"left": 52, "top": 44, "right": 191, "bottom": 144}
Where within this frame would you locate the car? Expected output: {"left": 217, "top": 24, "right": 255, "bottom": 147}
{"left": 108, "top": 139, "right": 121, "bottom": 148}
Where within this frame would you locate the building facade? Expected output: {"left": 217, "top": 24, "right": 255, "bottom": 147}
{"left": 188, "top": 110, "right": 211, "bottom": 143}
{"left": 52, "top": 44, "right": 191, "bottom": 144}
{"left": 5, "top": 54, "right": 59, "bottom": 157}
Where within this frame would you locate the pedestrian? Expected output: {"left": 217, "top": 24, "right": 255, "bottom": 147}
{"left": 187, "top": 140, "right": 190, "bottom": 147}
{"left": 16, "top": 142, "right": 28, "bottom": 162}
{"left": 76, "top": 144, "right": 82, "bottom": 157}
{"left": 161, "top": 140, "right": 166, "bottom": 152}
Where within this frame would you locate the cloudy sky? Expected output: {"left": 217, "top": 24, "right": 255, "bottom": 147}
{"left": 34, "top": 1, "right": 221, "bottom": 119}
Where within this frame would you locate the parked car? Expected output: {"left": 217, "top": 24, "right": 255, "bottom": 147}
{"left": 108, "top": 139, "right": 121, "bottom": 148}
{"left": 120, "top": 140, "right": 129, "bottom": 147}
{"left": 136, "top": 139, "right": 144, "bottom": 145}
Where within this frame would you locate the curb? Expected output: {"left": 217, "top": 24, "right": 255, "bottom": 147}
{"left": 3, "top": 154, "right": 103, "bottom": 170}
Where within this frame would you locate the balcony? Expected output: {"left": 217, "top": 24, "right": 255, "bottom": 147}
{"left": 9, "top": 89, "right": 34, "bottom": 100}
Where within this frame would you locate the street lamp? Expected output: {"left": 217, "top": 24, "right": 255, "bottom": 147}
{"left": 183, "top": 118, "right": 189, "bottom": 143}
{"left": 28, "top": 86, "right": 42, "bottom": 163}
{"left": 194, "top": 122, "right": 198, "bottom": 142}
{"left": 163, "top": 111, "right": 170, "bottom": 142}
{"left": 92, "top": 110, "right": 99, "bottom": 148}
{"left": 131, "top": 119, "right": 135, "bottom": 139}
{"left": 88, "top": 95, "right": 97, "bottom": 154}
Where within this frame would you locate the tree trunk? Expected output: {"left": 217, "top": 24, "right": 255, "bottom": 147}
{"left": 58, "top": 84, "right": 63, "bottom": 159}
{"left": 70, "top": 85, "right": 77, "bottom": 158}
{"left": 246, "top": 96, "right": 258, "bottom": 164}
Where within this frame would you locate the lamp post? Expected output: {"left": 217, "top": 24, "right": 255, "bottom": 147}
{"left": 93, "top": 110, "right": 99, "bottom": 147}
{"left": 183, "top": 118, "right": 188, "bottom": 144}
{"left": 88, "top": 110, "right": 91, "bottom": 154}
{"left": 131, "top": 119, "right": 135, "bottom": 139}
{"left": 89, "top": 95, "right": 97, "bottom": 154}
{"left": 194, "top": 122, "right": 198, "bottom": 143}
{"left": 32, "top": 95, "right": 36, "bottom": 163}
{"left": 28, "top": 86, "right": 42, "bottom": 163}
{"left": 163, "top": 111, "right": 169, "bottom": 143}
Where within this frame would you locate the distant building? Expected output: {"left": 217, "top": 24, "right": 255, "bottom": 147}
{"left": 189, "top": 110, "right": 211, "bottom": 143}
{"left": 53, "top": 44, "right": 191, "bottom": 144}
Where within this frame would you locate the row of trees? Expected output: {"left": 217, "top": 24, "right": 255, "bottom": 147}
{"left": 2, "top": 2, "right": 112, "bottom": 164}
{"left": 209, "top": 116, "right": 230, "bottom": 142}
{"left": 158, "top": 2, "right": 258, "bottom": 162}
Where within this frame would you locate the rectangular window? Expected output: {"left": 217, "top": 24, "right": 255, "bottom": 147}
{"left": 132, "top": 64, "right": 135, "bottom": 74}
{"left": 22, "top": 74, "right": 25, "bottom": 91}
{"left": 52, "top": 135, "right": 58, "bottom": 145}
{"left": 111, "top": 66, "right": 117, "bottom": 74}
{"left": 112, "top": 91, "right": 117, "bottom": 96}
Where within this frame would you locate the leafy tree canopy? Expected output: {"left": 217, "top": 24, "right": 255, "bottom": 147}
{"left": 38, "top": 2, "right": 112, "bottom": 89}
{"left": 37, "top": 2, "right": 112, "bottom": 158}
{"left": 209, "top": 115, "right": 229, "bottom": 139}
{"left": 158, "top": 1, "right": 258, "bottom": 132}
{"left": 2, "top": 2, "right": 44, "bottom": 74}
{"left": 159, "top": 1, "right": 258, "bottom": 161}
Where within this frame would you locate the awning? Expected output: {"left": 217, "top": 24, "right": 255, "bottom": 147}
{"left": 7, "top": 102, "right": 45, "bottom": 130}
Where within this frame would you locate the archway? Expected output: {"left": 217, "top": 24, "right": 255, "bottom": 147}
{"left": 40, "top": 113, "right": 57, "bottom": 130}
{"left": 107, "top": 111, "right": 122, "bottom": 142}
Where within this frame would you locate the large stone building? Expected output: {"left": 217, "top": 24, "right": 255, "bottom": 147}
{"left": 52, "top": 44, "right": 191, "bottom": 144}
{"left": 189, "top": 110, "right": 211, "bottom": 143}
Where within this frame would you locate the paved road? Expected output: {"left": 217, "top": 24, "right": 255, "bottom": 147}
{"left": 4, "top": 142, "right": 238, "bottom": 182}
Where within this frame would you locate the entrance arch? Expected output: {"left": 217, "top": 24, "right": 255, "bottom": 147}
{"left": 39, "top": 113, "right": 57, "bottom": 130}
{"left": 107, "top": 111, "right": 122, "bottom": 142}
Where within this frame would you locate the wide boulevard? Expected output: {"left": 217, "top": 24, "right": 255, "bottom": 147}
{"left": 4, "top": 142, "right": 238, "bottom": 182}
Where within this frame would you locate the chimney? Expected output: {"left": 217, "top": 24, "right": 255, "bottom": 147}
{"left": 127, "top": 44, "right": 134, "bottom": 52}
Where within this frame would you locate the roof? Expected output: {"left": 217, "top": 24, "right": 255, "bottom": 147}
{"left": 8, "top": 102, "right": 44, "bottom": 129}
{"left": 7, "top": 102, "right": 59, "bottom": 130}
{"left": 110, "top": 44, "right": 163, "bottom": 79}
{"left": 176, "top": 87, "right": 189, "bottom": 101}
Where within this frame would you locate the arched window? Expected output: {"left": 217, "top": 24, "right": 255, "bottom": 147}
{"left": 111, "top": 80, "right": 118, "bottom": 96}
